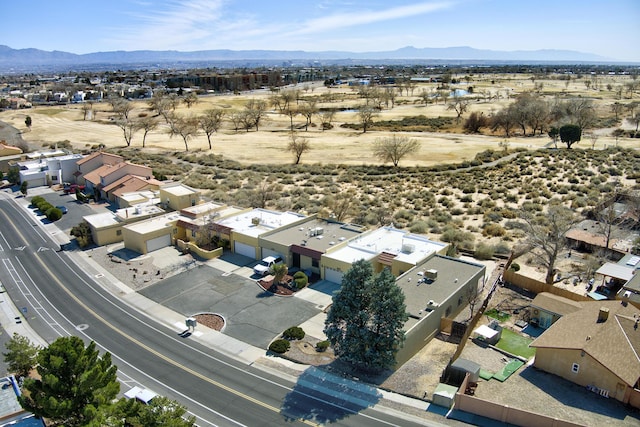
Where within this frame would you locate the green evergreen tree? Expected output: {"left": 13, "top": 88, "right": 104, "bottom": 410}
{"left": 2, "top": 333, "right": 40, "bottom": 378}
{"left": 19, "top": 336, "right": 119, "bottom": 426}
{"left": 324, "top": 260, "right": 407, "bottom": 371}
{"left": 87, "top": 396, "right": 195, "bottom": 427}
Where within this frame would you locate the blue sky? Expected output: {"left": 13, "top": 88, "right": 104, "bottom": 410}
{"left": 5, "top": 0, "right": 640, "bottom": 61}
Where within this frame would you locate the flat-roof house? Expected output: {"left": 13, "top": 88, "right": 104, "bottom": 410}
{"left": 395, "top": 254, "right": 485, "bottom": 366}
{"left": 122, "top": 212, "right": 182, "bottom": 254}
{"left": 256, "top": 215, "right": 366, "bottom": 277}
{"left": 529, "top": 292, "right": 583, "bottom": 329}
{"left": 16, "top": 153, "right": 84, "bottom": 188}
{"left": 0, "top": 375, "right": 45, "bottom": 426}
{"left": 213, "top": 208, "right": 307, "bottom": 260}
{"left": 321, "top": 226, "right": 448, "bottom": 284}
{"left": 530, "top": 301, "right": 640, "bottom": 408}
{"left": 159, "top": 183, "right": 200, "bottom": 211}
{"left": 116, "top": 189, "right": 159, "bottom": 209}
{"left": 84, "top": 204, "right": 166, "bottom": 246}
{"left": 175, "top": 201, "right": 246, "bottom": 245}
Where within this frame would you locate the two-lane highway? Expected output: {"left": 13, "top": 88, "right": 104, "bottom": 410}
{"left": 0, "top": 194, "right": 434, "bottom": 427}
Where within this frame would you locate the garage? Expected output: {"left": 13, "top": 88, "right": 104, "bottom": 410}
{"left": 261, "top": 248, "right": 281, "bottom": 260}
{"left": 324, "top": 267, "right": 344, "bottom": 285}
{"left": 146, "top": 234, "right": 171, "bottom": 253}
{"left": 234, "top": 241, "right": 256, "bottom": 259}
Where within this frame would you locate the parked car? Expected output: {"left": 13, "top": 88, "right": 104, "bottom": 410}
{"left": 124, "top": 386, "right": 158, "bottom": 405}
{"left": 56, "top": 205, "right": 68, "bottom": 214}
{"left": 253, "top": 255, "right": 284, "bottom": 276}
{"left": 63, "top": 184, "right": 85, "bottom": 195}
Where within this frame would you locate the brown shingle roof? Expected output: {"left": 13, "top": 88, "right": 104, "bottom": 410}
{"left": 102, "top": 175, "right": 161, "bottom": 195}
{"left": 531, "top": 292, "right": 583, "bottom": 316}
{"left": 531, "top": 301, "right": 640, "bottom": 386}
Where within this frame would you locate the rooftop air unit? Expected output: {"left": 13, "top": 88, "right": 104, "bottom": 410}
{"left": 425, "top": 269, "right": 438, "bottom": 280}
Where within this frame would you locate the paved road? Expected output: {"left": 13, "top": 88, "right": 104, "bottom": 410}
{"left": 0, "top": 192, "right": 437, "bottom": 426}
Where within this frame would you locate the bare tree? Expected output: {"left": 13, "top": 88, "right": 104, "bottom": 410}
{"left": 322, "top": 190, "right": 357, "bottom": 222}
{"left": 81, "top": 101, "right": 93, "bottom": 121}
{"left": 588, "top": 132, "right": 599, "bottom": 150}
{"left": 114, "top": 117, "right": 138, "bottom": 147}
{"left": 287, "top": 132, "right": 311, "bottom": 165}
{"left": 357, "top": 106, "right": 378, "bottom": 133}
{"left": 318, "top": 110, "right": 336, "bottom": 131}
{"left": 199, "top": 109, "right": 225, "bottom": 150}
{"left": 299, "top": 99, "right": 317, "bottom": 131}
{"left": 520, "top": 205, "right": 578, "bottom": 284}
{"left": 138, "top": 116, "right": 158, "bottom": 148}
{"left": 168, "top": 114, "right": 199, "bottom": 151}
{"left": 182, "top": 91, "right": 198, "bottom": 108}
{"left": 251, "top": 180, "right": 276, "bottom": 209}
{"left": 373, "top": 134, "right": 421, "bottom": 167}
{"left": 109, "top": 98, "right": 133, "bottom": 120}
{"left": 447, "top": 95, "right": 469, "bottom": 123}
{"left": 244, "top": 99, "right": 268, "bottom": 131}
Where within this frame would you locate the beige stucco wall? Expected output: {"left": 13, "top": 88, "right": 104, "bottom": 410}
{"left": 320, "top": 255, "right": 355, "bottom": 280}
{"left": 534, "top": 348, "right": 629, "bottom": 402}
{"left": 160, "top": 187, "right": 199, "bottom": 211}
{"left": 258, "top": 241, "right": 290, "bottom": 264}
{"left": 92, "top": 225, "right": 124, "bottom": 246}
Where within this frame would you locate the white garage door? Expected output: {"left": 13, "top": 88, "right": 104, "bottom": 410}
{"left": 234, "top": 242, "right": 256, "bottom": 259}
{"left": 146, "top": 234, "right": 171, "bottom": 253}
{"left": 324, "top": 267, "right": 344, "bottom": 284}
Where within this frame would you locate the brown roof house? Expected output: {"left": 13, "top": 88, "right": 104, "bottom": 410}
{"left": 529, "top": 292, "right": 583, "bottom": 329}
{"left": 83, "top": 162, "right": 152, "bottom": 199}
{"left": 530, "top": 300, "right": 640, "bottom": 408}
{"left": 102, "top": 175, "right": 163, "bottom": 204}
{"left": 74, "top": 151, "right": 124, "bottom": 184}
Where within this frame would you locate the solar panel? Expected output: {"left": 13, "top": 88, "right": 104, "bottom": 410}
{"left": 626, "top": 256, "right": 640, "bottom": 267}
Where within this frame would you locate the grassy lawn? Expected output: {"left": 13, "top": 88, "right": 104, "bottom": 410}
{"left": 485, "top": 308, "right": 511, "bottom": 322}
{"left": 496, "top": 328, "right": 536, "bottom": 359}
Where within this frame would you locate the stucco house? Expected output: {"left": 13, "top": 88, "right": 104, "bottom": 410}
{"left": 83, "top": 162, "right": 153, "bottom": 198}
{"left": 84, "top": 204, "right": 165, "bottom": 246}
{"left": 122, "top": 212, "right": 182, "bottom": 255}
{"left": 395, "top": 254, "right": 486, "bottom": 366}
{"left": 530, "top": 300, "right": 640, "bottom": 408}
{"left": 529, "top": 292, "right": 583, "bottom": 329}
{"left": 16, "top": 152, "right": 84, "bottom": 188}
{"left": 255, "top": 215, "right": 366, "bottom": 277}
{"left": 211, "top": 208, "right": 307, "bottom": 260}
{"left": 618, "top": 255, "right": 640, "bottom": 309}
{"left": 320, "top": 226, "right": 448, "bottom": 284}
{"left": 159, "top": 182, "right": 200, "bottom": 211}
{"left": 75, "top": 152, "right": 124, "bottom": 184}
{"left": 175, "top": 202, "right": 246, "bottom": 245}
{"left": 102, "top": 175, "right": 163, "bottom": 203}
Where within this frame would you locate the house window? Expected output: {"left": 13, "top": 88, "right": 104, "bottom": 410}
{"left": 312, "top": 259, "right": 319, "bottom": 268}
{"left": 445, "top": 306, "right": 452, "bottom": 317}
{"left": 116, "top": 230, "right": 122, "bottom": 236}
{"left": 458, "top": 296, "right": 463, "bottom": 306}
{"left": 191, "top": 230, "right": 196, "bottom": 238}
{"left": 571, "top": 363, "right": 580, "bottom": 373}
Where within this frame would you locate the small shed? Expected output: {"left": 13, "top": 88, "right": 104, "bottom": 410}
{"left": 432, "top": 383, "right": 459, "bottom": 408}
{"left": 473, "top": 324, "right": 501, "bottom": 345}
{"left": 450, "top": 358, "right": 481, "bottom": 384}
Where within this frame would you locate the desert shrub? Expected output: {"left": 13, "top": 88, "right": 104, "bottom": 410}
{"left": 494, "top": 242, "right": 511, "bottom": 254}
{"left": 269, "top": 339, "right": 290, "bottom": 353}
{"left": 70, "top": 220, "right": 93, "bottom": 248}
{"left": 482, "top": 223, "right": 506, "bottom": 237}
{"left": 293, "top": 271, "right": 309, "bottom": 289}
{"left": 407, "top": 220, "right": 428, "bottom": 234}
{"left": 509, "top": 262, "right": 521, "bottom": 272}
{"left": 475, "top": 243, "right": 495, "bottom": 260}
{"left": 283, "top": 326, "right": 305, "bottom": 340}
{"left": 316, "top": 340, "right": 330, "bottom": 352}
{"left": 30, "top": 196, "right": 45, "bottom": 206}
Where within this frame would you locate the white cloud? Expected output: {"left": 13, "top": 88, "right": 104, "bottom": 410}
{"left": 291, "top": 1, "right": 455, "bottom": 36}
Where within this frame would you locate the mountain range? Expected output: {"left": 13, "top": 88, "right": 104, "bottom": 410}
{"left": 0, "top": 45, "right": 617, "bottom": 73}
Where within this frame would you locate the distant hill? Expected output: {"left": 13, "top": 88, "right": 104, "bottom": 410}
{"left": 0, "top": 44, "right": 617, "bottom": 73}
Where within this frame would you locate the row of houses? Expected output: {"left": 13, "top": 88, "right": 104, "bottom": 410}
{"left": 11, "top": 148, "right": 486, "bottom": 366}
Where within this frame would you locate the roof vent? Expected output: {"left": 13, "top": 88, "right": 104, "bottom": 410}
{"left": 597, "top": 307, "right": 609, "bottom": 323}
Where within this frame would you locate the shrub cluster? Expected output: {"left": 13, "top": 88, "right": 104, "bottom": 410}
{"left": 268, "top": 339, "right": 290, "bottom": 354}
{"left": 293, "top": 271, "right": 308, "bottom": 290}
{"left": 283, "top": 326, "right": 305, "bottom": 340}
{"left": 30, "top": 196, "right": 62, "bottom": 221}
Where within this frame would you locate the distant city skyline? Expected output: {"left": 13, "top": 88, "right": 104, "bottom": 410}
{"left": 5, "top": 0, "right": 640, "bottom": 62}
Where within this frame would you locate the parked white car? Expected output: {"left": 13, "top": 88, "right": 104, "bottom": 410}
{"left": 125, "top": 386, "right": 158, "bottom": 405}
{"left": 253, "top": 255, "right": 284, "bottom": 276}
